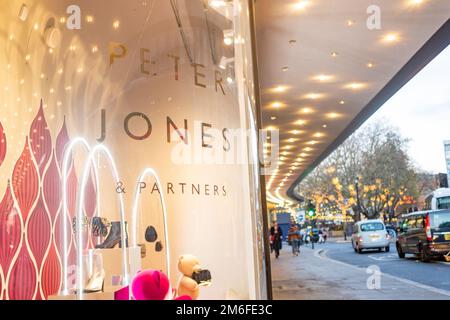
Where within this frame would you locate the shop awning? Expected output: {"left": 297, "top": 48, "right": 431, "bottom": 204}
{"left": 255, "top": 0, "right": 450, "bottom": 204}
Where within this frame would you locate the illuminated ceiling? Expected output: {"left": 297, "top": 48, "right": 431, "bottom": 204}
{"left": 255, "top": 0, "right": 450, "bottom": 205}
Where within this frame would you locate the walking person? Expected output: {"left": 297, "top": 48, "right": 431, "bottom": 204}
{"left": 270, "top": 222, "right": 283, "bottom": 259}
{"left": 288, "top": 223, "right": 301, "bottom": 256}
{"left": 318, "top": 229, "right": 325, "bottom": 244}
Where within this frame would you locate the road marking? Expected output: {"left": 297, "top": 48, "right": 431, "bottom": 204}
{"left": 368, "top": 253, "right": 398, "bottom": 261}
{"left": 315, "top": 249, "right": 450, "bottom": 297}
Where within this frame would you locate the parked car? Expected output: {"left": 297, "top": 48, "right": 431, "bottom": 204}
{"left": 396, "top": 209, "right": 450, "bottom": 262}
{"left": 351, "top": 220, "right": 390, "bottom": 253}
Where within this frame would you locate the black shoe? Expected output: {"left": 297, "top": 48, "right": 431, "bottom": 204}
{"left": 92, "top": 217, "right": 108, "bottom": 237}
{"left": 95, "top": 221, "right": 128, "bottom": 249}
{"left": 145, "top": 226, "right": 158, "bottom": 243}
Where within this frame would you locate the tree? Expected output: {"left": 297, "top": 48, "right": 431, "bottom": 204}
{"left": 297, "top": 120, "right": 419, "bottom": 221}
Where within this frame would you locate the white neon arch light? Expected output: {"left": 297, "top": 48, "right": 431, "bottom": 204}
{"left": 61, "top": 138, "right": 101, "bottom": 295}
{"left": 75, "top": 144, "right": 128, "bottom": 300}
{"left": 131, "top": 168, "right": 170, "bottom": 279}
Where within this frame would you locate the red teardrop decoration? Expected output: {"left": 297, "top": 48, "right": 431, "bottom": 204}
{"left": 29, "top": 100, "right": 52, "bottom": 176}
{"left": 55, "top": 117, "right": 70, "bottom": 168}
{"left": 0, "top": 121, "right": 6, "bottom": 167}
{"left": 41, "top": 241, "right": 61, "bottom": 299}
{"left": 27, "top": 194, "right": 51, "bottom": 271}
{"left": 43, "top": 151, "right": 61, "bottom": 222}
{"left": 11, "top": 138, "right": 39, "bottom": 222}
{"left": 0, "top": 182, "right": 22, "bottom": 278}
{"left": 8, "top": 245, "right": 37, "bottom": 300}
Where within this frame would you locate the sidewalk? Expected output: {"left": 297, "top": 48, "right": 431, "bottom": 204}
{"left": 271, "top": 246, "right": 450, "bottom": 300}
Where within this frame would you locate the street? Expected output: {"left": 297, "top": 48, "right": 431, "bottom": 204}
{"left": 271, "top": 240, "right": 450, "bottom": 300}
{"left": 322, "top": 241, "right": 450, "bottom": 291}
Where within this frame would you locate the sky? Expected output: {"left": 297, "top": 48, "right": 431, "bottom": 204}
{"left": 366, "top": 45, "right": 450, "bottom": 174}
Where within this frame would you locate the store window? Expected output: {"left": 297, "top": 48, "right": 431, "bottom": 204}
{"left": 0, "top": 0, "right": 266, "bottom": 300}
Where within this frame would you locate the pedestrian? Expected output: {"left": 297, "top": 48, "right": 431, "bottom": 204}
{"left": 323, "top": 228, "right": 328, "bottom": 243}
{"left": 318, "top": 229, "right": 324, "bottom": 243}
{"left": 288, "top": 223, "right": 301, "bottom": 256}
{"left": 270, "top": 222, "right": 283, "bottom": 259}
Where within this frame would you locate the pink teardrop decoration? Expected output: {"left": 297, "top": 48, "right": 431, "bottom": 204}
{"left": 41, "top": 242, "right": 61, "bottom": 299}
{"left": 55, "top": 117, "right": 70, "bottom": 168}
{"left": 29, "top": 100, "right": 52, "bottom": 176}
{"left": 8, "top": 245, "right": 37, "bottom": 300}
{"left": 0, "top": 121, "right": 6, "bottom": 167}
{"left": 0, "top": 272, "right": 3, "bottom": 300}
{"left": 43, "top": 151, "right": 61, "bottom": 222}
{"left": 66, "top": 164, "right": 78, "bottom": 219}
{"left": 84, "top": 171, "right": 97, "bottom": 218}
{"left": 27, "top": 194, "right": 51, "bottom": 271}
{"left": 0, "top": 182, "right": 22, "bottom": 279}
{"left": 53, "top": 210, "right": 73, "bottom": 257}
{"left": 12, "top": 138, "right": 39, "bottom": 222}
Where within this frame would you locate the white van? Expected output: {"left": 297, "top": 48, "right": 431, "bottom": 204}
{"left": 351, "top": 219, "right": 390, "bottom": 253}
{"left": 424, "top": 188, "right": 450, "bottom": 210}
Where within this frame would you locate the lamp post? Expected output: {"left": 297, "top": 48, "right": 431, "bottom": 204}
{"left": 354, "top": 177, "right": 361, "bottom": 222}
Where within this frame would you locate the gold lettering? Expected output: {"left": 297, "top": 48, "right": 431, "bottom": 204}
{"left": 140, "top": 48, "right": 150, "bottom": 75}
{"left": 168, "top": 54, "right": 180, "bottom": 80}
{"left": 109, "top": 42, "right": 127, "bottom": 66}
{"left": 193, "top": 63, "right": 206, "bottom": 88}
{"left": 215, "top": 70, "right": 225, "bottom": 95}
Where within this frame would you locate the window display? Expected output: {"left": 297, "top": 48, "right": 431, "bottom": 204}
{"left": 0, "top": 0, "right": 267, "bottom": 300}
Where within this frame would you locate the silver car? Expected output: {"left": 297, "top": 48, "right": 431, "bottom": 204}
{"left": 351, "top": 219, "right": 390, "bottom": 253}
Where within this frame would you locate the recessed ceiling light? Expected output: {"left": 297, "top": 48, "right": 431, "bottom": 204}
{"left": 272, "top": 85, "right": 288, "bottom": 93}
{"left": 367, "top": 62, "right": 374, "bottom": 68}
{"left": 409, "top": 0, "right": 424, "bottom": 5}
{"left": 382, "top": 32, "right": 399, "bottom": 43}
{"left": 331, "top": 52, "right": 338, "bottom": 57}
{"left": 113, "top": 20, "right": 120, "bottom": 29}
{"left": 271, "top": 101, "right": 284, "bottom": 108}
{"left": 291, "top": 130, "right": 303, "bottom": 135}
{"left": 345, "top": 82, "right": 367, "bottom": 90}
{"left": 339, "top": 100, "right": 345, "bottom": 105}
{"left": 313, "top": 74, "right": 334, "bottom": 82}
{"left": 303, "top": 93, "right": 324, "bottom": 100}
{"left": 293, "top": 1, "right": 309, "bottom": 10}
{"left": 313, "top": 132, "right": 325, "bottom": 138}
{"left": 304, "top": 147, "right": 313, "bottom": 152}
{"left": 266, "top": 126, "right": 277, "bottom": 131}
{"left": 346, "top": 19, "right": 355, "bottom": 26}
{"left": 86, "top": 15, "right": 94, "bottom": 23}
{"left": 282, "top": 67, "right": 289, "bottom": 72}
{"left": 270, "top": 116, "right": 277, "bottom": 120}
{"left": 322, "top": 124, "right": 327, "bottom": 128}
{"left": 307, "top": 140, "right": 318, "bottom": 145}
{"left": 294, "top": 119, "right": 307, "bottom": 126}
{"left": 326, "top": 112, "right": 342, "bottom": 119}
{"left": 301, "top": 107, "right": 314, "bottom": 114}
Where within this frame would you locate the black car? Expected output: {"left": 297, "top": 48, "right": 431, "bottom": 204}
{"left": 396, "top": 209, "right": 450, "bottom": 262}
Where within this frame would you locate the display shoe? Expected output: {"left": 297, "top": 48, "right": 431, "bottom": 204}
{"left": 145, "top": 226, "right": 158, "bottom": 243}
{"left": 95, "top": 221, "right": 128, "bottom": 249}
{"left": 92, "top": 217, "right": 109, "bottom": 237}
{"left": 84, "top": 269, "right": 105, "bottom": 293}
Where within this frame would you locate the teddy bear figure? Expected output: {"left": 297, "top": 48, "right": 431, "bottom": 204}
{"left": 177, "top": 254, "right": 211, "bottom": 300}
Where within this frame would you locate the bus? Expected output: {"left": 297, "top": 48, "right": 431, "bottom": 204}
{"left": 424, "top": 188, "right": 450, "bottom": 210}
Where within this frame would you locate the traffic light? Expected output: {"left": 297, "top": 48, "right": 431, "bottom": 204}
{"left": 306, "top": 201, "right": 316, "bottom": 218}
